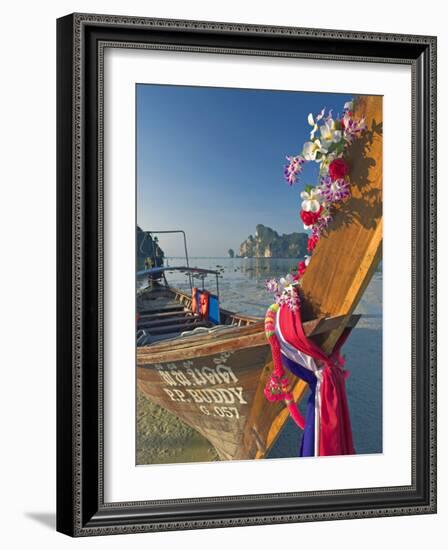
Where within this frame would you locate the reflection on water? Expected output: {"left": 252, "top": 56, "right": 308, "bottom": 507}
{"left": 137, "top": 257, "right": 383, "bottom": 456}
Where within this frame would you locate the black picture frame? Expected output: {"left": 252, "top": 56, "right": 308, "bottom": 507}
{"left": 56, "top": 13, "right": 437, "bottom": 536}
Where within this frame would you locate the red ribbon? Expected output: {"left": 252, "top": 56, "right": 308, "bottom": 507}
{"left": 279, "top": 306, "right": 355, "bottom": 456}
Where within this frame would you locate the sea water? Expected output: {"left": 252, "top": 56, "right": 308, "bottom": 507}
{"left": 141, "top": 257, "right": 383, "bottom": 457}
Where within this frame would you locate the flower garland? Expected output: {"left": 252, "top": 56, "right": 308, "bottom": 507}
{"left": 265, "top": 100, "right": 367, "bottom": 313}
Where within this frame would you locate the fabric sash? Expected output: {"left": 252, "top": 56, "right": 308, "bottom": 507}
{"left": 278, "top": 306, "right": 355, "bottom": 456}
{"left": 265, "top": 302, "right": 355, "bottom": 457}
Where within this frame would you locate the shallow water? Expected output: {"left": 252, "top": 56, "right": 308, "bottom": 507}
{"left": 137, "top": 257, "right": 382, "bottom": 459}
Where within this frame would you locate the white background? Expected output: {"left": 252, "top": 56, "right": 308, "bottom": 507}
{"left": 0, "top": 0, "right": 445, "bottom": 548}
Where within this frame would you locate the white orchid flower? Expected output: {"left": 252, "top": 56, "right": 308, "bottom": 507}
{"left": 278, "top": 273, "right": 295, "bottom": 292}
{"left": 307, "top": 108, "right": 325, "bottom": 139}
{"left": 300, "top": 188, "right": 322, "bottom": 212}
{"left": 280, "top": 273, "right": 294, "bottom": 286}
{"left": 304, "top": 255, "right": 311, "bottom": 266}
{"left": 316, "top": 108, "right": 326, "bottom": 121}
{"left": 307, "top": 113, "right": 318, "bottom": 140}
{"left": 319, "top": 152, "right": 337, "bottom": 175}
{"left": 344, "top": 101, "right": 353, "bottom": 111}
{"left": 319, "top": 158, "right": 329, "bottom": 175}
{"left": 320, "top": 118, "right": 342, "bottom": 148}
{"left": 307, "top": 112, "right": 316, "bottom": 125}
{"left": 302, "top": 139, "right": 327, "bottom": 161}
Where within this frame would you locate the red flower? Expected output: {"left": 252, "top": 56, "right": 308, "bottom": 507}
{"left": 296, "top": 261, "right": 307, "bottom": 279}
{"left": 300, "top": 206, "right": 322, "bottom": 227}
{"left": 328, "top": 158, "right": 349, "bottom": 181}
{"left": 307, "top": 234, "right": 319, "bottom": 252}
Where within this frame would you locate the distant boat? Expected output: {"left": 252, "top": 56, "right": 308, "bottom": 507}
{"left": 136, "top": 95, "right": 382, "bottom": 461}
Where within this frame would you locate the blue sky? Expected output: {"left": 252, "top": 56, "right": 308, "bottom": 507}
{"left": 137, "top": 84, "right": 352, "bottom": 257}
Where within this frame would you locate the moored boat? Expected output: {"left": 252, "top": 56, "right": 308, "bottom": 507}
{"left": 137, "top": 274, "right": 360, "bottom": 460}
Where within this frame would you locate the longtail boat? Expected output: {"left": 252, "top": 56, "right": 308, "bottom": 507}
{"left": 137, "top": 95, "right": 382, "bottom": 461}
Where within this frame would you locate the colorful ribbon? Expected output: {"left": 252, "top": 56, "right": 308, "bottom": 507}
{"left": 265, "top": 303, "right": 355, "bottom": 457}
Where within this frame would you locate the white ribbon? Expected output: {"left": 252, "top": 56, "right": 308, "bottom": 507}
{"left": 275, "top": 310, "right": 323, "bottom": 456}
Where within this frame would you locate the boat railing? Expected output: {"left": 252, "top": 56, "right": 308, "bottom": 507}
{"left": 138, "top": 229, "right": 223, "bottom": 300}
{"left": 136, "top": 266, "right": 221, "bottom": 300}
{"left": 139, "top": 229, "right": 193, "bottom": 293}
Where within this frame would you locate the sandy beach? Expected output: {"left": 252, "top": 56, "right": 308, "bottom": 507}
{"left": 137, "top": 387, "right": 218, "bottom": 464}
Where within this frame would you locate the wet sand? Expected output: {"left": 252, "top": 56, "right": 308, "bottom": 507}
{"left": 137, "top": 387, "right": 219, "bottom": 465}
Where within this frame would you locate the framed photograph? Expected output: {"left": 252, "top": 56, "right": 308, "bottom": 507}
{"left": 56, "top": 13, "right": 437, "bottom": 536}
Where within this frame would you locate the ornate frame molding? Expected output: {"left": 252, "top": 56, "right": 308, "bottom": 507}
{"left": 57, "top": 13, "right": 437, "bottom": 536}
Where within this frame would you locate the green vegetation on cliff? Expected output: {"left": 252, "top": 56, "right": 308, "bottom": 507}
{"left": 239, "top": 224, "right": 308, "bottom": 259}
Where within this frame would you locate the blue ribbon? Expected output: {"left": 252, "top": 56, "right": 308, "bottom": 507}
{"left": 282, "top": 355, "right": 318, "bottom": 457}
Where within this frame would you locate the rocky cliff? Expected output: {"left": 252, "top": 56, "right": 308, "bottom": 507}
{"left": 136, "top": 226, "right": 165, "bottom": 270}
{"left": 239, "top": 224, "right": 308, "bottom": 258}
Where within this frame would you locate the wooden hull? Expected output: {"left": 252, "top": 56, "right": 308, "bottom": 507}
{"left": 138, "top": 344, "right": 271, "bottom": 460}
{"left": 137, "top": 312, "right": 360, "bottom": 460}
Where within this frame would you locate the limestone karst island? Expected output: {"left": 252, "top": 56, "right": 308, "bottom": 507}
{"left": 238, "top": 224, "right": 308, "bottom": 258}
